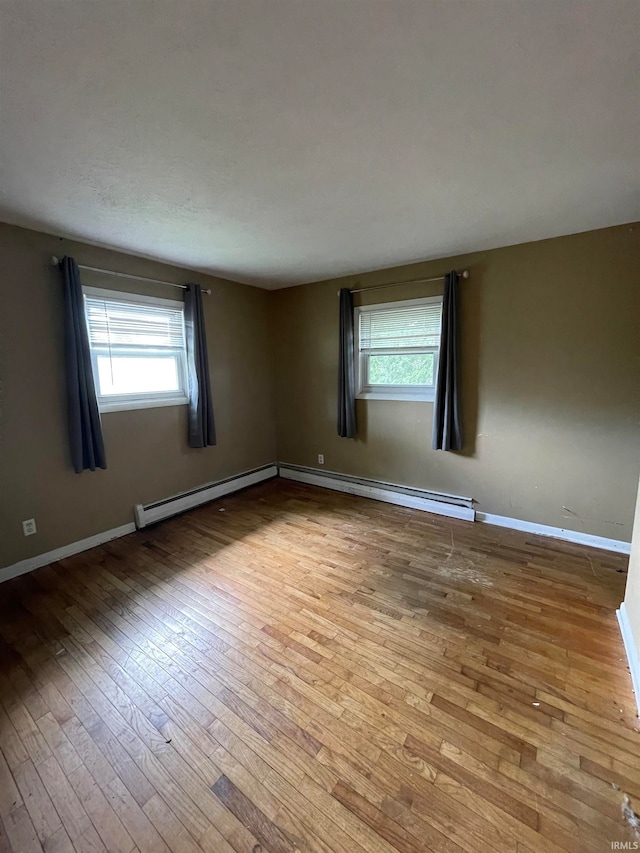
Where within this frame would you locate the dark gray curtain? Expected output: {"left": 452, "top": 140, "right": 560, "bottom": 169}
{"left": 432, "top": 271, "right": 463, "bottom": 451}
{"left": 337, "top": 287, "right": 357, "bottom": 438}
{"left": 60, "top": 256, "right": 107, "bottom": 473}
{"left": 185, "top": 283, "right": 216, "bottom": 448}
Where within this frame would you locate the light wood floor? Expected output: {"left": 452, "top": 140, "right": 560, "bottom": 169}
{"left": 0, "top": 480, "right": 638, "bottom": 853}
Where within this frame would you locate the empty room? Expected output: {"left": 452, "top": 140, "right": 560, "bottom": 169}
{"left": 1, "top": 1, "right": 639, "bottom": 851}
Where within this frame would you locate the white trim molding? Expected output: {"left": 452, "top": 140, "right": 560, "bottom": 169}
{"left": 278, "top": 464, "right": 475, "bottom": 522}
{"left": 134, "top": 463, "right": 278, "bottom": 528}
{"left": 83, "top": 285, "right": 189, "bottom": 415}
{"left": 1, "top": 463, "right": 278, "bottom": 585}
{"left": 278, "top": 465, "right": 630, "bottom": 553}
{"left": 2, "top": 465, "right": 629, "bottom": 586}
{"left": 617, "top": 603, "right": 640, "bottom": 718}
{"left": 355, "top": 296, "right": 443, "bottom": 403}
{"left": 0, "top": 523, "right": 137, "bottom": 585}
{"left": 99, "top": 394, "right": 189, "bottom": 413}
{"left": 476, "top": 511, "right": 631, "bottom": 554}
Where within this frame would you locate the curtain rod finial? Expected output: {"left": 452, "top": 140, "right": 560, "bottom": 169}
{"left": 461, "top": 270, "right": 469, "bottom": 279}
{"left": 51, "top": 256, "right": 60, "bottom": 266}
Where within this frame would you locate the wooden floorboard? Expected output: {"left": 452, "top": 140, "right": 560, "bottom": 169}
{"left": 0, "top": 479, "right": 638, "bottom": 852}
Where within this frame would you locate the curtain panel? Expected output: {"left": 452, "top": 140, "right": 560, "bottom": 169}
{"left": 337, "top": 287, "right": 357, "bottom": 438}
{"left": 184, "top": 283, "right": 216, "bottom": 448}
{"left": 59, "top": 256, "right": 107, "bottom": 472}
{"left": 432, "top": 270, "right": 463, "bottom": 451}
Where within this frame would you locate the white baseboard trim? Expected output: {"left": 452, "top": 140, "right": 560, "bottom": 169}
{"left": 476, "top": 511, "right": 631, "bottom": 554}
{"left": 3, "top": 464, "right": 628, "bottom": 585}
{"left": 617, "top": 602, "right": 640, "bottom": 718}
{"left": 0, "top": 522, "right": 137, "bottom": 586}
{"left": 1, "top": 463, "right": 279, "bottom": 584}
{"left": 135, "top": 463, "right": 278, "bottom": 528}
{"left": 278, "top": 464, "right": 475, "bottom": 522}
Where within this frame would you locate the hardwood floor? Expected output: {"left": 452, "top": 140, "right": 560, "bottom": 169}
{"left": 0, "top": 479, "right": 638, "bottom": 853}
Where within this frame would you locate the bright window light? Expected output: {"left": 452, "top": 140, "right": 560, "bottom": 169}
{"left": 355, "top": 297, "right": 442, "bottom": 402}
{"left": 83, "top": 287, "right": 189, "bottom": 413}
{"left": 96, "top": 356, "right": 181, "bottom": 396}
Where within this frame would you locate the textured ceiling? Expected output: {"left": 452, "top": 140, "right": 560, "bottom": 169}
{"left": 0, "top": 1, "right": 638, "bottom": 288}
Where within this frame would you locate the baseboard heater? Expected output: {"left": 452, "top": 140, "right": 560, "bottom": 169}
{"left": 278, "top": 463, "right": 475, "bottom": 522}
{"left": 134, "top": 463, "right": 278, "bottom": 529}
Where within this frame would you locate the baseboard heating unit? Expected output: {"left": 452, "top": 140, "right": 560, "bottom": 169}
{"left": 134, "top": 463, "right": 278, "bottom": 528}
{"left": 278, "top": 463, "right": 475, "bottom": 521}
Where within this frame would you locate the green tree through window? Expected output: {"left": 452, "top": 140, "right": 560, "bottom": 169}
{"left": 368, "top": 353, "right": 434, "bottom": 385}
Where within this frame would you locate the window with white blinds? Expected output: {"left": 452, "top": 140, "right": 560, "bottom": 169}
{"left": 83, "top": 287, "right": 189, "bottom": 413}
{"left": 355, "top": 296, "right": 442, "bottom": 401}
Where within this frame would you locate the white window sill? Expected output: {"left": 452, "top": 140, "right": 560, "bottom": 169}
{"left": 356, "top": 391, "right": 435, "bottom": 402}
{"left": 99, "top": 395, "right": 189, "bottom": 413}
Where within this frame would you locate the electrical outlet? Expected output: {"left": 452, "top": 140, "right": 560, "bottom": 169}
{"left": 318, "top": 453, "right": 325, "bottom": 465}
{"left": 22, "top": 518, "right": 37, "bottom": 536}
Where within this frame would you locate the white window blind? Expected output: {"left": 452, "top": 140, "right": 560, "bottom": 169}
{"left": 355, "top": 297, "right": 443, "bottom": 401}
{"left": 83, "top": 289, "right": 189, "bottom": 413}
{"left": 359, "top": 301, "right": 442, "bottom": 350}
{"left": 85, "top": 297, "right": 185, "bottom": 350}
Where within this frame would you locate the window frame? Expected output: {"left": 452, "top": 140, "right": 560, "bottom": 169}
{"left": 354, "top": 296, "right": 443, "bottom": 402}
{"left": 82, "top": 286, "right": 190, "bottom": 414}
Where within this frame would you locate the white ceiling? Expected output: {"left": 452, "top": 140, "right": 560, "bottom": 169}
{"left": 0, "top": 1, "right": 638, "bottom": 288}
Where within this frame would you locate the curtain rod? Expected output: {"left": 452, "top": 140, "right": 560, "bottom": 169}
{"left": 50, "top": 256, "right": 212, "bottom": 295}
{"left": 341, "top": 269, "right": 469, "bottom": 296}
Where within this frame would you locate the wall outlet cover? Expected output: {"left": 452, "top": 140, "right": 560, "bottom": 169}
{"left": 317, "top": 454, "right": 325, "bottom": 465}
{"left": 22, "top": 518, "right": 37, "bottom": 536}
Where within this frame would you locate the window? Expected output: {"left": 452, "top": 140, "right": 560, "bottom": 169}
{"left": 83, "top": 287, "right": 189, "bottom": 413}
{"left": 355, "top": 296, "right": 442, "bottom": 401}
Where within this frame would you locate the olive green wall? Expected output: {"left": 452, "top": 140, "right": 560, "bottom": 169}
{"left": 0, "top": 223, "right": 277, "bottom": 567}
{"left": 271, "top": 223, "right": 640, "bottom": 542}
{"left": 2, "top": 221, "right": 638, "bottom": 569}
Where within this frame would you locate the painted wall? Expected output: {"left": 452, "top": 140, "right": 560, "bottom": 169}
{"left": 2, "top": 221, "right": 638, "bottom": 568}
{"left": 623, "top": 476, "right": 640, "bottom": 659}
{"left": 271, "top": 223, "right": 640, "bottom": 542}
{"left": 0, "top": 223, "right": 277, "bottom": 567}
